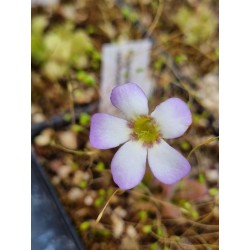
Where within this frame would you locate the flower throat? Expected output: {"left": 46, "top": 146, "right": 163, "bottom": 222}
{"left": 128, "top": 116, "right": 161, "bottom": 147}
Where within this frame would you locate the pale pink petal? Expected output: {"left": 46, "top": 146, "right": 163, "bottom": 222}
{"left": 90, "top": 113, "right": 130, "bottom": 149}
{"left": 111, "top": 141, "right": 147, "bottom": 190}
{"left": 148, "top": 139, "right": 191, "bottom": 185}
{"left": 110, "top": 83, "right": 149, "bottom": 119}
{"left": 151, "top": 97, "right": 192, "bottom": 139}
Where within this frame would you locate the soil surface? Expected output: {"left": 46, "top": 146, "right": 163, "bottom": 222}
{"left": 32, "top": 0, "right": 219, "bottom": 249}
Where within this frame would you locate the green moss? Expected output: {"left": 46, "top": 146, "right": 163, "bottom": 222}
{"left": 163, "top": 247, "right": 171, "bottom": 250}
{"left": 153, "top": 56, "right": 165, "bottom": 71}
{"left": 79, "top": 181, "right": 88, "bottom": 189}
{"left": 173, "top": 5, "right": 218, "bottom": 46}
{"left": 98, "top": 189, "right": 106, "bottom": 196}
{"left": 71, "top": 124, "right": 83, "bottom": 133}
{"left": 121, "top": 6, "right": 138, "bottom": 22}
{"left": 180, "top": 200, "right": 199, "bottom": 220}
{"left": 175, "top": 54, "right": 187, "bottom": 64}
{"left": 96, "top": 162, "right": 105, "bottom": 172}
{"left": 180, "top": 141, "right": 190, "bottom": 150}
{"left": 99, "top": 228, "right": 111, "bottom": 237}
{"left": 138, "top": 210, "right": 148, "bottom": 221}
{"left": 94, "top": 197, "right": 104, "bottom": 207}
{"left": 79, "top": 112, "right": 91, "bottom": 126}
{"left": 142, "top": 225, "right": 152, "bottom": 234}
{"left": 79, "top": 221, "right": 90, "bottom": 231}
{"left": 76, "top": 71, "right": 96, "bottom": 86}
{"left": 209, "top": 187, "right": 218, "bottom": 196}
{"left": 71, "top": 162, "right": 79, "bottom": 171}
{"left": 63, "top": 113, "right": 72, "bottom": 122}
{"left": 31, "top": 16, "right": 48, "bottom": 64}
{"left": 150, "top": 242, "right": 159, "bottom": 250}
{"left": 198, "top": 173, "right": 206, "bottom": 183}
{"left": 156, "top": 226, "right": 163, "bottom": 237}
{"left": 31, "top": 18, "right": 100, "bottom": 80}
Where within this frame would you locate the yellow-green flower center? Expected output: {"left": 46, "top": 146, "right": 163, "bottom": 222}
{"left": 129, "top": 116, "right": 161, "bottom": 147}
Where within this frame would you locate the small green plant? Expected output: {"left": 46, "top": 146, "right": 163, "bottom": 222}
{"left": 76, "top": 71, "right": 96, "bottom": 86}
{"left": 31, "top": 17, "right": 100, "bottom": 80}
{"left": 79, "top": 180, "right": 88, "bottom": 189}
{"left": 121, "top": 6, "right": 138, "bottom": 22}
{"left": 150, "top": 242, "right": 160, "bottom": 250}
{"left": 79, "top": 221, "right": 90, "bottom": 231}
{"left": 96, "top": 162, "right": 105, "bottom": 172}
{"left": 175, "top": 54, "right": 187, "bottom": 64}
{"left": 153, "top": 56, "right": 166, "bottom": 71}
{"left": 142, "top": 225, "right": 152, "bottom": 234}
{"left": 138, "top": 210, "right": 148, "bottom": 221}
{"left": 71, "top": 124, "right": 83, "bottom": 133}
{"left": 209, "top": 187, "right": 218, "bottom": 196}
{"left": 173, "top": 4, "right": 218, "bottom": 46}
{"left": 180, "top": 200, "right": 199, "bottom": 220}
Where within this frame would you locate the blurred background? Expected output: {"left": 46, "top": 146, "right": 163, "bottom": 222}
{"left": 31, "top": 0, "right": 219, "bottom": 249}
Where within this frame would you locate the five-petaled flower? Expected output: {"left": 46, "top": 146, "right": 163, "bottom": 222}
{"left": 90, "top": 83, "right": 192, "bottom": 190}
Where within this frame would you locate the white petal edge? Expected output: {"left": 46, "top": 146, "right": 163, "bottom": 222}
{"left": 110, "top": 83, "right": 149, "bottom": 119}
{"left": 151, "top": 97, "right": 192, "bottom": 139}
{"left": 90, "top": 113, "right": 130, "bottom": 149}
{"left": 111, "top": 141, "right": 147, "bottom": 190}
{"left": 148, "top": 139, "right": 191, "bottom": 185}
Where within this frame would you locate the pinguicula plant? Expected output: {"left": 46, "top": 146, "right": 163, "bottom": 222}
{"left": 90, "top": 83, "right": 192, "bottom": 190}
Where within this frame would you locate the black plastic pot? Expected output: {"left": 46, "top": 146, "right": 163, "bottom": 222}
{"left": 31, "top": 103, "right": 97, "bottom": 250}
{"left": 31, "top": 151, "right": 86, "bottom": 250}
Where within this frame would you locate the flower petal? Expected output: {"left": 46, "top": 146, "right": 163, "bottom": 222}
{"left": 90, "top": 113, "right": 130, "bottom": 149}
{"left": 148, "top": 139, "right": 191, "bottom": 185}
{"left": 111, "top": 141, "right": 147, "bottom": 190}
{"left": 110, "top": 83, "right": 149, "bottom": 119}
{"left": 151, "top": 97, "right": 192, "bottom": 139}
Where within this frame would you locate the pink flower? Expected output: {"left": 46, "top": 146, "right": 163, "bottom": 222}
{"left": 90, "top": 83, "right": 192, "bottom": 190}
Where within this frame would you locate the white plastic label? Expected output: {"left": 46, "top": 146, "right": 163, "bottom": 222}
{"left": 100, "top": 39, "right": 154, "bottom": 115}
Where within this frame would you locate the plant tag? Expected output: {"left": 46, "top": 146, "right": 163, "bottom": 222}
{"left": 100, "top": 39, "right": 154, "bottom": 115}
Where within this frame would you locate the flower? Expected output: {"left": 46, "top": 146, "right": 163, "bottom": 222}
{"left": 90, "top": 83, "right": 192, "bottom": 190}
